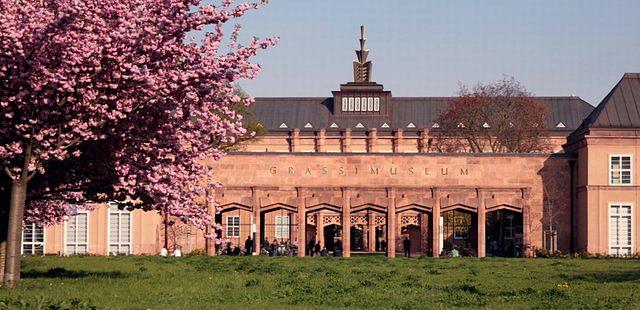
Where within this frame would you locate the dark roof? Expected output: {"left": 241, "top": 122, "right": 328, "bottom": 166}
{"left": 577, "top": 73, "right": 640, "bottom": 130}
{"left": 250, "top": 96, "right": 594, "bottom": 135}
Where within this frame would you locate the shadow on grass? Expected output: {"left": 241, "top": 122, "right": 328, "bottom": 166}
{"left": 565, "top": 270, "right": 640, "bottom": 283}
{"left": 22, "top": 267, "right": 127, "bottom": 279}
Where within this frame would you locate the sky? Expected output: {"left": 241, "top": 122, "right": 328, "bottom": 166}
{"left": 208, "top": 0, "right": 640, "bottom": 106}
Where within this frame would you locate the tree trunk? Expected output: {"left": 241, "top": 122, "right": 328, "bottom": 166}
{"left": 3, "top": 180, "right": 27, "bottom": 288}
{"left": 0, "top": 179, "right": 9, "bottom": 285}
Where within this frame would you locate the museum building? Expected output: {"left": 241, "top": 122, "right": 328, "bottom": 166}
{"left": 23, "top": 29, "right": 640, "bottom": 258}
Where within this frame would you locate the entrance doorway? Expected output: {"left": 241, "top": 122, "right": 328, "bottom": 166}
{"left": 323, "top": 224, "right": 341, "bottom": 252}
{"left": 486, "top": 210, "right": 523, "bottom": 257}
{"left": 350, "top": 225, "right": 365, "bottom": 251}
{"left": 442, "top": 209, "right": 477, "bottom": 256}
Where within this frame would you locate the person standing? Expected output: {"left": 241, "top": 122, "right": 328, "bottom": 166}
{"left": 380, "top": 239, "right": 387, "bottom": 253}
{"left": 402, "top": 237, "right": 411, "bottom": 258}
{"left": 307, "top": 238, "right": 316, "bottom": 256}
{"left": 244, "top": 236, "right": 254, "bottom": 256}
{"left": 271, "top": 239, "right": 279, "bottom": 256}
{"left": 313, "top": 241, "right": 321, "bottom": 256}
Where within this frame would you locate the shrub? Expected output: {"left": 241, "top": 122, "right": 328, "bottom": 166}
{"left": 188, "top": 248, "right": 207, "bottom": 256}
{"left": 535, "top": 248, "right": 568, "bottom": 258}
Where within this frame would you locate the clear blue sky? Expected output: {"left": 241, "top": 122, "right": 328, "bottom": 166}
{"left": 211, "top": 0, "right": 640, "bottom": 105}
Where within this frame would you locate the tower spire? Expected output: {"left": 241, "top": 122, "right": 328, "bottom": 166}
{"left": 353, "top": 25, "right": 372, "bottom": 83}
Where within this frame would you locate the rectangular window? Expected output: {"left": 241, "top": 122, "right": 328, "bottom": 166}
{"left": 341, "top": 97, "right": 348, "bottom": 111}
{"left": 226, "top": 216, "right": 240, "bottom": 237}
{"left": 374, "top": 97, "right": 380, "bottom": 112}
{"left": 108, "top": 203, "right": 131, "bottom": 255}
{"left": 367, "top": 97, "right": 374, "bottom": 111}
{"left": 275, "top": 215, "right": 290, "bottom": 239}
{"left": 504, "top": 216, "right": 515, "bottom": 240}
{"left": 65, "top": 211, "right": 88, "bottom": 255}
{"left": 348, "top": 97, "right": 354, "bottom": 111}
{"left": 354, "top": 97, "right": 361, "bottom": 111}
{"left": 609, "top": 204, "right": 632, "bottom": 256}
{"left": 22, "top": 223, "right": 45, "bottom": 255}
{"left": 610, "top": 155, "right": 632, "bottom": 185}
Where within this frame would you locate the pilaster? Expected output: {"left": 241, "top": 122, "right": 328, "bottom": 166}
{"left": 432, "top": 188, "right": 441, "bottom": 257}
{"left": 387, "top": 187, "right": 397, "bottom": 258}
{"left": 342, "top": 188, "right": 351, "bottom": 257}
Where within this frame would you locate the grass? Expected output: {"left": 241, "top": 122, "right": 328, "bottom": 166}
{"left": 0, "top": 255, "right": 639, "bottom": 309}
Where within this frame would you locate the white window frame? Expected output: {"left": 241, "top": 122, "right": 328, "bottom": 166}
{"left": 275, "top": 215, "right": 290, "bottom": 239}
{"left": 226, "top": 215, "right": 240, "bottom": 238}
{"left": 107, "top": 203, "right": 132, "bottom": 255}
{"left": 608, "top": 203, "right": 633, "bottom": 256}
{"left": 64, "top": 209, "right": 89, "bottom": 255}
{"left": 354, "top": 97, "right": 361, "bottom": 111}
{"left": 348, "top": 97, "right": 354, "bottom": 111}
{"left": 609, "top": 154, "right": 633, "bottom": 186}
{"left": 341, "top": 97, "right": 348, "bottom": 111}
{"left": 22, "top": 223, "right": 45, "bottom": 255}
{"left": 373, "top": 97, "right": 380, "bottom": 112}
{"left": 367, "top": 97, "right": 374, "bottom": 111}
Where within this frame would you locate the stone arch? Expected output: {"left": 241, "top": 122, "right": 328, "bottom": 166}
{"left": 261, "top": 202, "right": 297, "bottom": 213}
{"left": 486, "top": 203, "right": 522, "bottom": 213}
{"left": 307, "top": 203, "right": 342, "bottom": 214}
{"left": 219, "top": 202, "right": 252, "bottom": 213}
{"left": 396, "top": 203, "right": 432, "bottom": 214}
{"left": 351, "top": 203, "right": 386, "bottom": 214}
{"left": 441, "top": 203, "right": 477, "bottom": 213}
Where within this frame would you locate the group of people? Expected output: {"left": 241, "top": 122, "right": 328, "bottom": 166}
{"left": 159, "top": 246, "right": 182, "bottom": 257}
{"left": 262, "top": 237, "right": 297, "bottom": 256}
{"left": 162, "top": 235, "right": 418, "bottom": 257}
{"left": 305, "top": 238, "right": 343, "bottom": 257}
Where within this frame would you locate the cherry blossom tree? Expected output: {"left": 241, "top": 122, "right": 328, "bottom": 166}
{"left": 0, "top": 0, "right": 277, "bottom": 287}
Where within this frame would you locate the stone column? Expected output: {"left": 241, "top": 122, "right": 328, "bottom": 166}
{"left": 341, "top": 128, "right": 352, "bottom": 153}
{"left": 316, "top": 129, "right": 326, "bottom": 152}
{"left": 432, "top": 189, "right": 441, "bottom": 257}
{"left": 297, "top": 188, "right": 306, "bottom": 257}
{"left": 317, "top": 214, "right": 324, "bottom": 252}
{"left": 523, "top": 188, "right": 532, "bottom": 257}
{"left": 477, "top": 190, "right": 486, "bottom": 258}
{"left": 387, "top": 188, "right": 397, "bottom": 258}
{"left": 252, "top": 188, "right": 261, "bottom": 255}
{"left": 367, "top": 128, "right": 378, "bottom": 153}
{"left": 419, "top": 128, "right": 429, "bottom": 153}
{"left": 342, "top": 188, "right": 351, "bottom": 257}
{"left": 393, "top": 129, "right": 404, "bottom": 153}
{"left": 368, "top": 211, "right": 376, "bottom": 252}
{"left": 290, "top": 128, "right": 300, "bottom": 152}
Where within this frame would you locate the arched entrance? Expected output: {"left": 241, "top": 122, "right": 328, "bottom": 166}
{"left": 442, "top": 209, "right": 477, "bottom": 256}
{"left": 486, "top": 209, "right": 523, "bottom": 257}
{"left": 349, "top": 206, "right": 387, "bottom": 253}
{"left": 324, "top": 224, "right": 342, "bottom": 252}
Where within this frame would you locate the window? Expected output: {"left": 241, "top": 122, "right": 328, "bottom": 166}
{"left": 609, "top": 204, "right": 632, "bottom": 256}
{"left": 108, "top": 204, "right": 131, "bottom": 255}
{"left": 367, "top": 97, "right": 374, "bottom": 111}
{"left": 348, "top": 97, "right": 354, "bottom": 111}
{"left": 610, "top": 155, "right": 632, "bottom": 185}
{"left": 226, "top": 216, "right": 240, "bottom": 237}
{"left": 504, "top": 215, "right": 515, "bottom": 240}
{"left": 66, "top": 210, "right": 89, "bottom": 255}
{"left": 341, "top": 97, "right": 348, "bottom": 111}
{"left": 22, "top": 223, "right": 44, "bottom": 255}
{"left": 275, "top": 215, "right": 290, "bottom": 239}
{"left": 354, "top": 97, "right": 361, "bottom": 111}
{"left": 373, "top": 97, "right": 380, "bottom": 111}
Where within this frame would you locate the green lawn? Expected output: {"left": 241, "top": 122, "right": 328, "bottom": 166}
{"left": 0, "top": 255, "right": 638, "bottom": 309}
